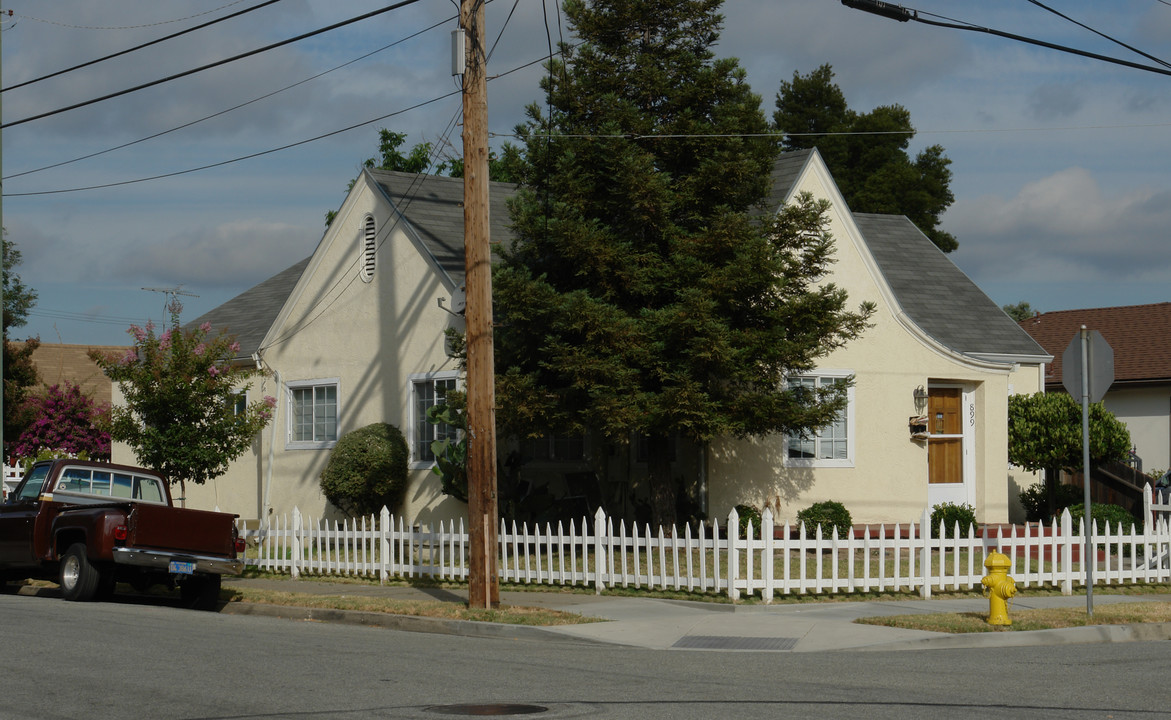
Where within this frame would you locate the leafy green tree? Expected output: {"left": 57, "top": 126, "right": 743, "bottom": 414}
{"left": 1002, "top": 301, "right": 1036, "bottom": 322}
{"left": 3, "top": 233, "right": 37, "bottom": 334}
{"left": 495, "top": 0, "right": 874, "bottom": 528}
{"left": 773, "top": 64, "right": 957, "bottom": 252}
{"left": 1008, "top": 392, "right": 1131, "bottom": 518}
{"left": 3, "top": 232, "right": 41, "bottom": 454}
{"left": 90, "top": 301, "right": 276, "bottom": 500}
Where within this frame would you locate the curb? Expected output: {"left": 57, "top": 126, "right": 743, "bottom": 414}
{"left": 218, "top": 601, "right": 609, "bottom": 645}
{"left": 855, "top": 621, "right": 1171, "bottom": 652}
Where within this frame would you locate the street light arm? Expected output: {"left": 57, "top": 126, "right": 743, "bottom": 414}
{"left": 840, "top": 0, "right": 914, "bottom": 22}
{"left": 841, "top": 0, "right": 1171, "bottom": 78}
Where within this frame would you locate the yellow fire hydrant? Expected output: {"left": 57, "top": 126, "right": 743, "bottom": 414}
{"left": 981, "top": 551, "right": 1016, "bottom": 626}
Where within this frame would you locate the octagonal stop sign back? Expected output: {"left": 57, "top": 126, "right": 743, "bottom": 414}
{"left": 1062, "top": 329, "right": 1114, "bottom": 403}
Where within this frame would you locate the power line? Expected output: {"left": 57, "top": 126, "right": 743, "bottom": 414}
{"left": 12, "top": 1, "right": 253, "bottom": 31}
{"left": 2, "top": 0, "right": 427, "bottom": 129}
{"left": 1025, "top": 0, "right": 1171, "bottom": 70}
{"left": 842, "top": 0, "right": 1171, "bottom": 77}
{"left": 4, "top": 44, "right": 564, "bottom": 197}
{"left": 3, "top": 14, "right": 455, "bottom": 181}
{"left": 4, "top": 0, "right": 288, "bottom": 93}
{"left": 2, "top": 91, "right": 460, "bottom": 197}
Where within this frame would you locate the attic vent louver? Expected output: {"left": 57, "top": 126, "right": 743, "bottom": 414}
{"left": 361, "top": 215, "right": 376, "bottom": 282}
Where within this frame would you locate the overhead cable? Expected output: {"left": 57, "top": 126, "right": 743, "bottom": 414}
{"left": 4, "top": 0, "right": 288, "bottom": 93}
{"left": 2, "top": 0, "right": 426, "bottom": 129}
{"left": 841, "top": 0, "right": 1171, "bottom": 77}
{"left": 12, "top": 1, "right": 252, "bottom": 30}
{"left": 4, "top": 14, "right": 454, "bottom": 181}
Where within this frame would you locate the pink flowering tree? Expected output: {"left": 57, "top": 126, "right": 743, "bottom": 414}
{"left": 90, "top": 300, "right": 275, "bottom": 499}
{"left": 11, "top": 382, "right": 111, "bottom": 462}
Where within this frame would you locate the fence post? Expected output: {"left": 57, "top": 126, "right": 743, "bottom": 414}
{"left": 593, "top": 507, "right": 607, "bottom": 595}
{"left": 379, "top": 506, "right": 390, "bottom": 585}
{"left": 291, "top": 506, "right": 302, "bottom": 580}
{"left": 919, "top": 507, "right": 931, "bottom": 599}
{"left": 1060, "top": 508, "right": 1073, "bottom": 595}
{"left": 761, "top": 506, "right": 774, "bottom": 604}
{"left": 727, "top": 507, "right": 740, "bottom": 601}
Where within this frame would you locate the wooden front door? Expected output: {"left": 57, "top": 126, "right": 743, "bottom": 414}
{"left": 928, "top": 388, "right": 963, "bottom": 485}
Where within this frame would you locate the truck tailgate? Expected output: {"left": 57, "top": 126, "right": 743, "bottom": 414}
{"left": 130, "top": 503, "right": 237, "bottom": 557}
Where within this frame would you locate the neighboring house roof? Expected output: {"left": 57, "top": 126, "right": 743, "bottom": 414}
{"left": 24, "top": 343, "right": 128, "bottom": 407}
{"left": 188, "top": 258, "right": 311, "bottom": 361}
{"left": 1018, "top": 302, "right": 1171, "bottom": 386}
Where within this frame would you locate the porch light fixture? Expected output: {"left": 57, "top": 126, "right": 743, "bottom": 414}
{"left": 913, "top": 386, "right": 928, "bottom": 411}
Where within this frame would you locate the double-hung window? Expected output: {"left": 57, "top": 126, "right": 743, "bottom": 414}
{"left": 785, "top": 372, "right": 854, "bottom": 467}
{"left": 411, "top": 372, "right": 459, "bottom": 465}
{"left": 287, "top": 378, "right": 338, "bottom": 449}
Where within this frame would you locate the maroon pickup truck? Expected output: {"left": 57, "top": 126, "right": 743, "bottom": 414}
{"left": 0, "top": 459, "right": 244, "bottom": 610}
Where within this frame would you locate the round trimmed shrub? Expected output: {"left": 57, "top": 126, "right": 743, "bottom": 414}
{"left": 734, "top": 504, "right": 762, "bottom": 539}
{"left": 320, "top": 423, "right": 409, "bottom": 517}
{"left": 796, "top": 501, "right": 852, "bottom": 538}
{"left": 930, "top": 502, "right": 977, "bottom": 538}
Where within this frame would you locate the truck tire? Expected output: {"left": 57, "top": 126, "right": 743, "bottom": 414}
{"left": 60, "top": 543, "right": 104, "bottom": 602}
{"left": 180, "top": 574, "right": 221, "bottom": 611}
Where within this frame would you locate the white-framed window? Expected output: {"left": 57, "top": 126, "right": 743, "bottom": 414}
{"left": 360, "top": 215, "right": 376, "bottom": 282}
{"left": 287, "top": 378, "right": 339, "bottom": 449}
{"left": 229, "top": 390, "right": 247, "bottom": 417}
{"left": 410, "top": 372, "right": 459, "bottom": 466}
{"left": 785, "top": 371, "right": 855, "bottom": 468}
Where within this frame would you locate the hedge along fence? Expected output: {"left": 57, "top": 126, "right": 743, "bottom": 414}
{"left": 239, "top": 486, "right": 1171, "bottom": 601}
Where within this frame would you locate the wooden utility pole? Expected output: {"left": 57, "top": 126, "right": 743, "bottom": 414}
{"left": 460, "top": 0, "right": 499, "bottom": 608}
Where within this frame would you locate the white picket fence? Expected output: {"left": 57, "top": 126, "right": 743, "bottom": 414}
{"left": 240, "top": 484, "right": 1171, "bottom": 602}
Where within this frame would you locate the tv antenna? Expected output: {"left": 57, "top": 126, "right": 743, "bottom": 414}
{"left": 142, "top": 286, "right": 199, "bottom": 321}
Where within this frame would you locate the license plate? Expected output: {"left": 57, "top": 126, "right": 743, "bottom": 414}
{"left": 169, "top": 561, "right": 195, "bottom": 575}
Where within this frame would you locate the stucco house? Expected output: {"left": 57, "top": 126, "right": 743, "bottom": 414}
{"left": 120, "top": 148, "right": 1050, "bottom": 528}
{"left": 1018, "top": 303, "right": 1171, "bottom": 475}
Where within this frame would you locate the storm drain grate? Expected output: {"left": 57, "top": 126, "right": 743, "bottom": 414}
{"left": 673, "top": 635, "right": 798, "bottom": 651}
{"left": 423, "top": 704, "right": 548, "bottom": 716}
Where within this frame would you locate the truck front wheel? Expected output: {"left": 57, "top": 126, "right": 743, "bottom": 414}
{"left": 60, "top": 543, "right": 103, "bottom": 602}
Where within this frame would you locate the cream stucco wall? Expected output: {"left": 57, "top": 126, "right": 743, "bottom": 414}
{"left": 1103, "top": 387, "right": 1171, "bottom": 474}
{"left": 150, "top": 173, "right": 466, "bottom": 527}
{"left": 706, "top": 159, "right": 1043, "bottom": 526}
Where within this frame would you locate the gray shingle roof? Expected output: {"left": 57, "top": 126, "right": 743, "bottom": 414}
{"left": 191, "top": 151, "right": 1044, "bottom": 367}
{"left": 368, "top": 169, "right": 517, "bottom": 290}
{"left": 188, "top": 257, "right": 310, "bottom": 360}
{"left": 765, "top": 148, "right": 815, "bottom": 209}
{"left": 852, "top": 213, "right": 1048, "bottom": 359}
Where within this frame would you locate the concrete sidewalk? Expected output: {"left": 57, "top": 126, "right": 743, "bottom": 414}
{"left": 220, "top": 577, "right": 1171, "bottom": 652}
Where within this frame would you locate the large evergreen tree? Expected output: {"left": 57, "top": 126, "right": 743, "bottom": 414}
{"left": 774, "top": 64, "right": 957, "bottom": 252}
{"left": 495, "top": 0, "right": 874, "bottom": 528}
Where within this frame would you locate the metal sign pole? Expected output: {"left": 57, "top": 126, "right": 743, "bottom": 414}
{"left": 1080, "top": 325, "right": 1093, "bottom": 617}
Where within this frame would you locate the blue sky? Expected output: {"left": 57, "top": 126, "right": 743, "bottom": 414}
{"left": 3, "top": 0, "right": 1169, "bottom": 346}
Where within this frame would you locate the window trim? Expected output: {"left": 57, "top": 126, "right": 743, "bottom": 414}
{"left": 784, "top": 369, "right": 855, "bottom": 469}
{"left": 286, "top": 377, "right": 340, "bottom": 450}
{"left": 409, "top": 371, "right": 460, "bottom": 468}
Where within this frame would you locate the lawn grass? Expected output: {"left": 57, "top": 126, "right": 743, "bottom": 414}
{"left": 856, "top": 601, "right": 1171, "bottom": 633}
{"left": 221, "top": 586, "right": 597, "bottom": 626}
